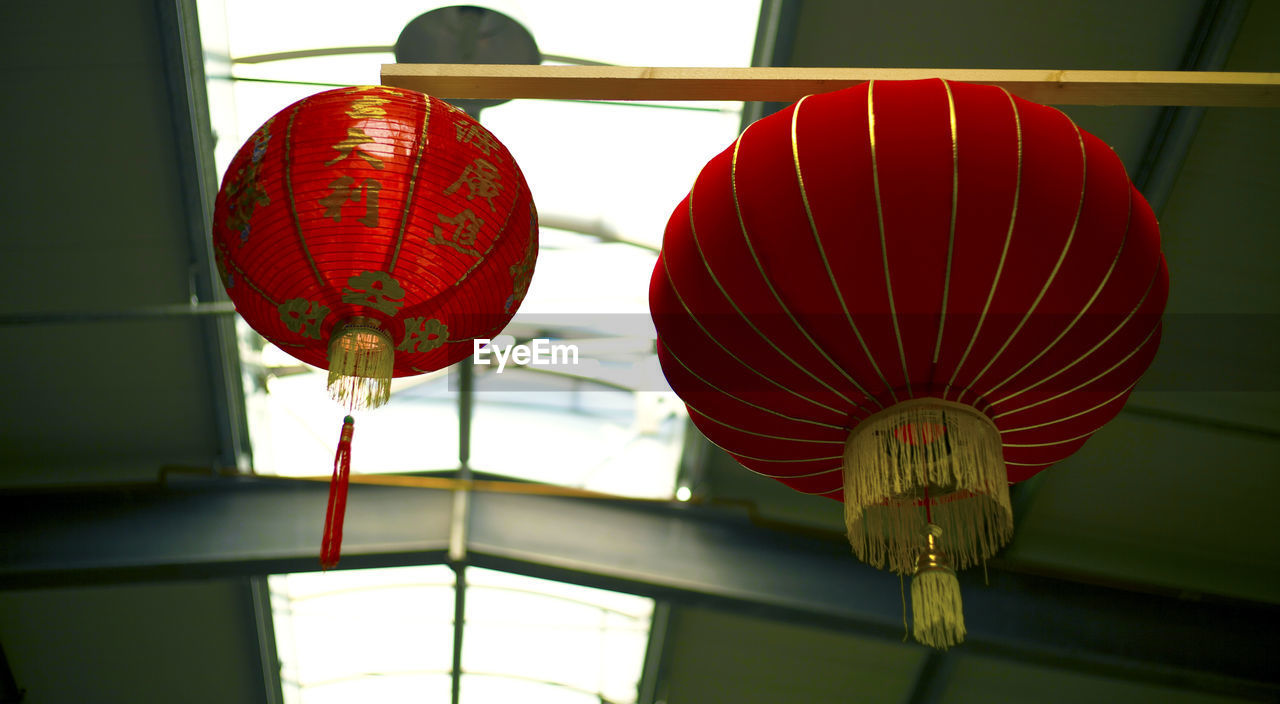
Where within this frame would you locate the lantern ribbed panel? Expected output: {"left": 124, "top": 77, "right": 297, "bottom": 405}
{"left": 650, "top": 79, "right": 1168, "bottom": 499}
{"left": 212, "top": 87, "right": 537, "bottom": 376}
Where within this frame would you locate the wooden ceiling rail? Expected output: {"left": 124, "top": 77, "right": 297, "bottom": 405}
{"left": 380, "top": 65, "right": 1280, "bottom": 107}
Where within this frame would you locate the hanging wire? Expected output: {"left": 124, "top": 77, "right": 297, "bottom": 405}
{"left": 899, "top": 573, "right": 909, "bottom": 641}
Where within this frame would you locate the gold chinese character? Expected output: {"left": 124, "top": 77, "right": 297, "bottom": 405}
{"left": 454, "top": 121, "right": 502, "bottom": 158}
{"left": 346, "top": 95, "right": 391, "bottom": 120}
{"left": 444, "top": 158, "right": 502, "bottom": 211}
{"left": 345, "top": 86, "right": 405, "bottom": 97}
{"left": 429, "top": 209, "right": 484, "bottom": 257}
{"left": 324, "top": 127, "right": 384, "bottom": 169}
{"left": 340, "top": 271, "right": 405, "bottom": 316}
{"left": 440, "top": 101, "right": 468, "bottom": 117}
{"left": 318, "top": 176, "right": 381, "bottom": 227}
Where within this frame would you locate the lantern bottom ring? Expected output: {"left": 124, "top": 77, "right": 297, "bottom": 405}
{"left": 842, "top": 399, "right": 1011, "bottom": 575}
{"left": 327, "top": 317, "right": 395, "bottom": 411}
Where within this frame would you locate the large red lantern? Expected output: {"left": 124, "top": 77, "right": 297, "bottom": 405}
{"left": 213, "top": 86, "right": 537, "bottom": 566}
{"left": 650, "top": 79, "right": 1167, "bottom": 648}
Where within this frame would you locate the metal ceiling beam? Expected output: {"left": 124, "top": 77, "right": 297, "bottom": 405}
{"left": 1, "top": 477, "right": 1276, "bottom": 699}
{"left": 246, "top": 577, "right": 283, "bottom": 704}
{"left": 740, "top": 0, "right": 803, "bottom": 132}
{"left": 156, "top": 0, "right": 251, "bottom": 472}
{"left": 451, "top": 360, "right": 475, "bottom": 570}
{"left": 462, "top": 492, "right": 1278, "bottom": 699}
{"left": 0, "top": 479, "right": 453, "bottom": 586}
{"left": 448, "top": 565, "right": 466, "bottom": 704}
{"left": 636, "top": 601, "right": 672, "bottom": 704}
{"left": 0, "top": 641, "right": 22, "bottom": 704}
{"left": 0, "top": 302, "right": 236, "bottom": 326}
{"left": 906, "top": 652, "right": 956, "bottom": 704}
{"left": 1133, "top": 0, "right": 1251, "bottom": 216}
{"left": 450, "top": 360, "right": 473, "bottom": 704}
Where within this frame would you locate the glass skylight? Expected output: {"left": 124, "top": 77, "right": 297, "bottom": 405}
{"left": 462, "top": 568, "right": 654, "bottom": 703}
{"left": 270, "top": 565, "right": 456, "bottom": 703}
{"left": 268, "top": 565, "right": 655, "bottom": 704}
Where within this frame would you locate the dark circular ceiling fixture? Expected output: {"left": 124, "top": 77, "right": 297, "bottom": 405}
{"left": 394, "top": 5, "right": 541, "bottom": 116}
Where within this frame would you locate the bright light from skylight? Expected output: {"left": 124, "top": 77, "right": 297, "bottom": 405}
{"left": 463, "top": 567, "right": 654, "bottom": 703}
{"left": 270, "top": 565, "right": 456, "bottom": 703}
{"left": 269, "top": 565, "right": 655, "bottom": 704}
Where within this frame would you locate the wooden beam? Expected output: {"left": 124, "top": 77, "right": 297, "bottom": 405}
{"left": 380, "top": 64, "right": 1280, "bottom": 107}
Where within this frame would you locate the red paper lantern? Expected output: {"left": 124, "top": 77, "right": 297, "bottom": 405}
{"left": 650, "top": 79, "right": 1167, "bottom": 647}
{"left": 212, "top": 86, "right": 537, "bottom": 566}
{"left": 214, "top": 86, "right": 536, "bottom": 394}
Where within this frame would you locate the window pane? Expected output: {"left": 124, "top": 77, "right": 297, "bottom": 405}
{"left": 462, "top": 568, "right": 653, "bottom": 704}
{"left": 270, "top": 565, "right": 456, "bottom": 703}
{"left": 245, "top": 346, "right": 459, "bottom": 475}
{"left": 470, "top": 367, "right": 685, "bottom": 497}
{"left": 461, "top": 674, "right": 599, "bottom": 704}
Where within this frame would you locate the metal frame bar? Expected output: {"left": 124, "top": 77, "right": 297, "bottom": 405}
{"left": 1133, "top": 0, "right": 1252, "bottom": 216}
{"left": 448, "top": 564, "right": 467, "bottom": 704}
{"left": 906, "top": 652, "right": 956, "bottom": 704}
{"left": 636, "top": 601, "right": 672, "bottom": 704}
{"left": 740, "top": 0, "right": 804, "bottom": 131}
{"left": 0, "top": 302, "right": 236, "bottom": 326}
{"left": 0, "top": 641, "right": 23, "bottom": 704}
{"left": 155, "top": 0, "right": 251, "bottom": 472}
{"left": 2, "top": 476, "right": 1274, "bottom": 699}
{"left": 449, "top": 358, "right": 475, "bottom": 704}
{"left": 246, "top": 576, "right": 284, "bottom": 704}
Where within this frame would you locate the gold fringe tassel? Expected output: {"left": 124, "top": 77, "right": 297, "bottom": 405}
{"left": 326, "top": 319, "right": 395, "bottom": 411}
{"left": 843, "top": 399, "right": 1011, "bottom": 575}
{"left": 911, "top": 566, "right": 965, "bottom": 649}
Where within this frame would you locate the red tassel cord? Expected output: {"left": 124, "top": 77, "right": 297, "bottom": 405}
{"left": 320, "top": 415, "right": 355, "bottom": 570}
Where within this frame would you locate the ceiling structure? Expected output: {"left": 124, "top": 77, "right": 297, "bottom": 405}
{"left": 1, "top": 1, "right": 1278, "bottom": 703}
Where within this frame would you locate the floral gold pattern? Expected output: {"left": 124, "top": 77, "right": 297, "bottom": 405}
{"left": 341, "top": 271, "right": 406, "bottom": 315}
{"left": 278, "top": 297, "right": 329, "bottom": 339}
{"left": 398, "top": 317, "right": 449, "bottom": 353}
{"left": 224, "top": 117, "right": 273, "bottom": 243}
